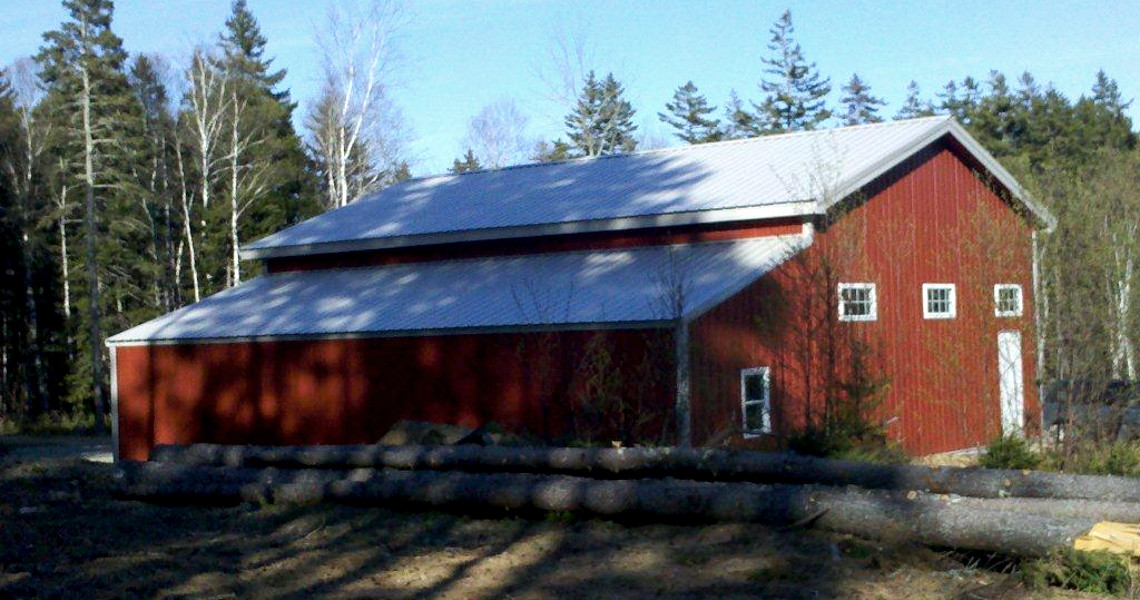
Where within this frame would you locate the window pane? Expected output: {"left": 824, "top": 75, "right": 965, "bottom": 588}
{"left": 744, "top": 402, "right": 765, "bottom": 432}
{"left": 998, "top": 287, "right": 1019, "bottom": 313}
{"left": 744, "top": 374, "right": 765, "bottom": 400}
{"left": 926, "top": 287, "right": 952, "bottom": 315}
{"left": 840, "top": 286, "right": 873, "bottom": 319}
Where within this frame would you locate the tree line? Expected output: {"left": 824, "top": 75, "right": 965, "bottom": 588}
{"left": 0, "top": 3, "right": 1135, "bottom": 429}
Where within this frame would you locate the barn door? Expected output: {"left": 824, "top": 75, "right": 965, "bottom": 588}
{"left": 997, "top": 330, "right": 1025, "bottom": 435}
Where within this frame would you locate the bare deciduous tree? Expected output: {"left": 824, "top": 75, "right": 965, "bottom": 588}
{"left": 181, "top": 50, "right": 229, "bottom": 301}
{"left": 463, "top": 99, "right": 531, "bottom": 169}
{"left": 308, "top": 0, "right": 409, "bottom": 209}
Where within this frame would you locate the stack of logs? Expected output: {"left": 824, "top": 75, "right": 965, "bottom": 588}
{"left": 118, "top": 444, "right": 1140, "bottom": 558}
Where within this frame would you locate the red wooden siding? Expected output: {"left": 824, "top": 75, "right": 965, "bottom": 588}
{"left": 115, "top": 329, "right": 674, "bottom": 461}
{"left": 690, "top": 140, "right": 1039, "bottom": 455}
{"left": 266, "top": 218, "right": 804, "bottom": 273}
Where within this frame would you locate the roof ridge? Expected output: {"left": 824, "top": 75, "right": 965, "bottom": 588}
{"left": 395, "top": 116, "right": 954, "bottom": 185}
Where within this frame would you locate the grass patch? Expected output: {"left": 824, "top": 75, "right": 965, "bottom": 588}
{"left": 1021, "top": 549, "right": 1132, "bottom": 595}
{"left": 0, "top": 412, "right": 99, "bottom": 436}
{"left": 788, "top": 425, "right": 907, "bottom": 464}
{"left": 1044, "top": 440, "right": 1140, "bottom": 477}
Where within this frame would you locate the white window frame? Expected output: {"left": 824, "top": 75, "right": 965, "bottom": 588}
{"left": 994, "top": 284, "right": 1023, "bottom": 318}
{"left": 838, "top": 283, "right": 877, "bottom": 322}
{"left": 922, "top": 283, "right": 957, "bottom": 319}
{"left": 740, "top": 367, "right": 771, "bottom": 437}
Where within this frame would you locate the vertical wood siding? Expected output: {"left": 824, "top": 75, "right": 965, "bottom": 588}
{"left": 691, "top": 140, "right": 1039, "bottom": 455}
{"left": 115, "top": 329, "right": 674, "bottom": 461}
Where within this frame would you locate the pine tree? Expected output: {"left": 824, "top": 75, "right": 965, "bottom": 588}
{"left": 218, "top": 0, "right": 288, "bottom": 106}
{"left": 938, "top": 80, "right": 966, "bottom": 122}
{"left": 36, "top": 0, "right": 139, "bottom": 425}
{"left": 753, "top": 10, "right": 831, "bottom": 132}
{"left": 968, "top": 71, "right": 1022, "bottom": 157}
{"left": 450, "top": 149, "right": 482, "bottom": 173}
{"left": 838, "top": 73, "right": 885, "bottom": 126}
{"left": 564, "top": 70, "right": 638, "bottom": 157}
{"left": 658, "top": 81, "right": 721, "bottom": 144}
{"left": 1074, "top": 70, "right": 1136, "bottom": 152}
{"left": 532, "top": 139, "right": 575, "bottom": 163}
{"left": 720, "top": 90, "right": 760, "bottom": 140}
{"left": 894, "top": 80, "right": 934, "bottom": 120}
{"left": 128, "top": 54, "right": 179, "bottom": 311}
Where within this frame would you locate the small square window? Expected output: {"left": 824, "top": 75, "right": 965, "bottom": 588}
{"left": 995, "top": 284, "right": 1023, "bottom": 317}
{"left": 741, "top": 367, "right": 771, "bottom": 436}
{"left": 838, "top": 283, "right": 877, "bottom": 322}
{"left": 923, "top": 283, "right": 956, "bottom": 319}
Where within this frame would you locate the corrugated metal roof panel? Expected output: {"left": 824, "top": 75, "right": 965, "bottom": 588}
{"left": 109, "top": 235, "right": 808, "bottom": 344}
{"left": 245, "top": 118, "right": 952, "bottom": 255}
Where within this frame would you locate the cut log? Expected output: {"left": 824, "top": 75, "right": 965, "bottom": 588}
{"left": 117, "top": 462, "right": 1098, "bottom": 557}
{"left": 151, "top": 443, "right": 1140, "bottom": 502}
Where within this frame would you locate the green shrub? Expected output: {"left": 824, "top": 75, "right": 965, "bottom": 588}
{"left": 978, "top": 434, "right": 1041, "bottom": 470}
{"left": 1021, "top": 549, "right": 1131, "bottom": 595}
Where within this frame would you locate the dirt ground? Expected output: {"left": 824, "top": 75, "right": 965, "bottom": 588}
{"left": 0, "top": 437, "right": 1103, "bottom": 600}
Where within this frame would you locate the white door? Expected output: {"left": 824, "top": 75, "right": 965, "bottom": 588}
{"left": 998, "top": 330, "right": 1025, "bottom": 435}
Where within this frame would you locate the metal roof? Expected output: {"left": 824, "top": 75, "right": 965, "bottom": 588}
{"left": 109, "top": 234, "right": 809, "bottom": 345}
{"left": 243, "top": 117, "right": 1054, "bottom": 260}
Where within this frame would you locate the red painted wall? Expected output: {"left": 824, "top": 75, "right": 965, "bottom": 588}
{"left": 690, "top": 141, "right": 1039, "bottom": 454}
{"left": 266, "top": 219, "right": 804, "bottom": 273}
{"left": 115, "top": 329, "right": 674, "bottom": 461}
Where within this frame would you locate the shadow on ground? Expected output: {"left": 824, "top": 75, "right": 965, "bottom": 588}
{"left": 0, "top": 448, "right": 1075, "bottom": 600}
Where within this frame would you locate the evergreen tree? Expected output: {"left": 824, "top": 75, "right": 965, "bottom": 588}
{"left": 968, "top": 71, "right": 1024, "bottom": 157}
{"left": 36, "top": 0, "right": 142, "bottom": 424}
{"left": 213, "top": 0, "right": 321, "bottom": 287}
{"left": 753, "top": 10, "right": 831, "bottom": 132}
{"left": 564, "top": 70, "right": 638, "bottom": 156}
{"left": 720, "top": 90, "right": 760, "bottom": 140}
{"left": 894, "top": 80, "right": 935, "bottom": 120}
{"left": 449, "top": 148, "right": 482, "bottom": 173}
{"left": 128, "top": 54, "right": 179, "bottom": 311}
{"left": 1074, "top": 70, "right": 1136, "bottom": 151}
{"left": 532, "top": 139, "right": 575, "bottom": 163}
{"left": 218, "top": 0, "right": 289, "bottom": 106}
{"left": 658, "top": 81, "right": 721, "bottom": 144}
{"left": 838, "top": 73, "right": 885, "bottom": 125}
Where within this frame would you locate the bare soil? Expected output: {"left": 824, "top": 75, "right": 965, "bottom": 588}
{"left": 0, "top": 437, "right": 1103, "bottom": 599}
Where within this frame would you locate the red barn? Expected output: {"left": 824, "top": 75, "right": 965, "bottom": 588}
{"left": 108, "top": 117, "right": 1055, "bottom": 461}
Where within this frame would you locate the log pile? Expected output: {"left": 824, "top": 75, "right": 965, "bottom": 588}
{"left": 150, "top": 443, "right": 1140, "bottom": 501}
{"left": 119, "top": 444, "right": 1140, "bottom": 558}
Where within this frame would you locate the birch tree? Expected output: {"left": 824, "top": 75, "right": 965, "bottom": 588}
{"left": 181, "top": 51, "right": 228, "bottom": 300}
{"left": 2, "top": 58, "right": 50, "bottom": 411}
{"left": 307, "top": 0, "right": 409, "bottom": 209}
{"left": 462, "top": 99, "right": 531, "bottom": 169}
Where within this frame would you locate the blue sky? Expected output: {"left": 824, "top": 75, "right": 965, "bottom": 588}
{"left": 2, "top": 0, "right": 1137, "bottom": 175}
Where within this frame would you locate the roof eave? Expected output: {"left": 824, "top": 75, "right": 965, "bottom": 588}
{"left": 106, "top": 319, "right": 677, "bottom": 347}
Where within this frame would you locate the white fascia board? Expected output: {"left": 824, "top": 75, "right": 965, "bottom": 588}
{"left": 240, "top": 202, "right": 817, "bottom": 260}
{"left": 105, "top": 319, "right": 674, "bottom": 348}
{"left": 943, "top": 120, "right": 1057, "bottom": 231}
